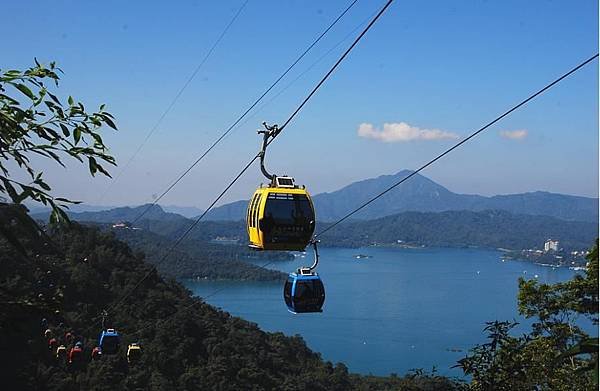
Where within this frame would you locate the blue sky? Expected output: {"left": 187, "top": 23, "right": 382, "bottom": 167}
{"left": 3, "top": 0, "right": 598, "bottom": 208}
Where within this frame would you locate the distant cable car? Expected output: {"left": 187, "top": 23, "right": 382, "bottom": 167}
{"left": 48, "top": 338, "right": 58, "bottom": 351}
{"left": 284, "top": 271, "right": 325, "bottom": 313}
{"left": 99, "top": 329, "right": 120, "bottom": 355}
{"left": 56, "top": 345, "right": 67, "bottom": 360}
{"left": 127, "top": 343, "right": 142, "bottom": 364}
{"left": 283, "top": 241, "right": 325, "bottom": 313}
{"left": 246, "top": 123, "right": 315, "bottom": 251}
{"left": 68, "top": 344, "right": 83, "bottom": 365}
{"left": 91, "top": 346, "right": 102, "bottom": 360}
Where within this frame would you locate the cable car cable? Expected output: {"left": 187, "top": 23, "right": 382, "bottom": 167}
{"left": 224, "top": 8, "right": 378, "bottom": 140}
{"left": 130, "top": 0, "right": 360, "bottom": 224}
{"left": 126, "top": 259, "right": 277, "bottom": 338}
{"left": 104, "top": 0, "right": 395, "bottom": 316}
{"left": 276, "top": 0, "right": 394, "bottom": 136}
{"left": 314, "top": 53, "right": 599, "bottom": 239}
{"left": 96, "top": 0, "right": 250, "bottom": 204}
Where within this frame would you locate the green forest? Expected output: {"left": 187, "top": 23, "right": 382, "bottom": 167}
{"left": 112, "top": 227, "right": 289, "bottom": 281}
{"left": 317, "top": 210, "right": 597, "bottom": 251}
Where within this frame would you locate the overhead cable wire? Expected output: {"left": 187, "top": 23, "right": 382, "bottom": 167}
{"left": 96, "top": 0, "right": 250, "bottom": 203}
{"left": 231, "top": 9, "right": 378, "bottom": 136}
{"left": 106, "top": 0, "right": 395, "bottom": 315}
{"left": 131, "top": 0, "right": 360, "bottom": 224}
{"left": 315, "top": 53, "right": 600, "bottom": 238}
{"left": 127, "top": 260, "right": 277, "bottom": 339}
{"left": 277, "top": 0, "right": 393, "bottom": 134}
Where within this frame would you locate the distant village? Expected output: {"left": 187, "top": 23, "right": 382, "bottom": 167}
{"left": 110, "top": 219, "right": 591, "bottom": 270}
{"left": 505, "top": 238, "right": 591, "bottom": 269}
{"left": 111, "top": 222, "right": 140, "bottom": 230}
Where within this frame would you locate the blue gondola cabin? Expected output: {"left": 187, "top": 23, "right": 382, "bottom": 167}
{"left": 99, "top": 328, "right": 120, "bottom": 354}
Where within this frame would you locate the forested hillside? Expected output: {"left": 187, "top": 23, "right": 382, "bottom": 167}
{"left": 0, "top": 207, "right": 458, "bottom": 390}
{"left": 113, "top": 227, "right": 288, "bottom": 281}
{"left": 39, "top": 207, "right": 598, "bottom": 253}
{"left": 56, "top": 207, "right": 598, "bottom": 253}
{"left": 33, "top": 205, "right": 292, "bottom": 281}
{"left": 318, "top": 210, "right": 597, "bottom": 250}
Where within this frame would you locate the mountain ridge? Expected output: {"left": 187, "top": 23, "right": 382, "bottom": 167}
{"left": 35, "top": 205, "right": 598, "bottom": 254}
{"left": 205, "top": 170, "right": 598, "bottom": 223}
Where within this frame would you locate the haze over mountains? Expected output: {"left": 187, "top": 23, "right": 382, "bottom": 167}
{"left": 205, "top": 170, "right": 598, "bottom": 223}
{"left": 32, "top": 170, "right": 598, "bottom": 224}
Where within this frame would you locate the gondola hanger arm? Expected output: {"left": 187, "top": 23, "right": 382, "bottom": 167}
{"left": 299, "top": 238, "right": 320, "bottom": 274}
{"left": 257, "top": 122, "right": 280, "bottom": 182}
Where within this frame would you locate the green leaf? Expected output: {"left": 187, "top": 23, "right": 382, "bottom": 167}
{"left": 94, "top": 162, "right": 112, "bottom": 178}
{"left": 49, "top": 208, "right": 60, "bottom": 225}
{"left": 73, "top": 127, "right": 81, "bottom": 144}
{"left": 102, "top": 115, "right": 117, "bottom": 130}
{"left": 88, "top": 157, "right": 97, "bottom": 176}
{"left": 54, "top": 197, "right": 75, "bottom": 203}
{"left": 15, "top": 83, "right": 35, "bottom": 100}
{"left": 55, "top": 205, "right": 70, "bottom": 224}
{"left": 60, "top": 123, "right": 70, "bottom": 137}
{"left": 4, "top": 70, "right": 22, "bottom": 79}
{"left": 47, "top": 91, "right": 61, "bottom": 105}
{"left": 1, "top": 177, "right": 20, "bottom": 202}
{"left": 34, "top": 178, "right": 51, "bottom": 191}
{"left": 68, "top": 95, "right": 73, "bottom": 106}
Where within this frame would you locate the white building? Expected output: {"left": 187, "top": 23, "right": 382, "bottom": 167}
{"left": 544, "top": 239, "right": 559, "bottom": 252}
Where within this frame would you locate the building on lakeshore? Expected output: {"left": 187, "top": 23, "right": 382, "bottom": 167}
{"left": 544, "top": 239, "right": 559, "bottom": 252}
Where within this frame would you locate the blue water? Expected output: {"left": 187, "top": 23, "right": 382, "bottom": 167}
{"left": 183, "top": 246, "right": 593, "bottom": 377}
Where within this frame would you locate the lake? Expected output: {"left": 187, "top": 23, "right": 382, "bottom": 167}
{"left": 182, "top": 246, "right": 593, "bottom": 377}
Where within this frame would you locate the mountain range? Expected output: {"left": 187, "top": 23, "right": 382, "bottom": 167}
{"left": 31, "top": 205, "right": 597, "bottom": 253}
{"left": 205, "top": 170, "right": 598, "bottom": 223}
{"left": 31, "top": 170, "right": 598, "bottom": 225}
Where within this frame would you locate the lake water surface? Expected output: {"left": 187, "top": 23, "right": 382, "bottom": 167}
{"left": 183, "top": 246, "right": 593, "bottom": 377}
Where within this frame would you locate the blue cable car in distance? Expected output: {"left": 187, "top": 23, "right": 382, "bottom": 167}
{"left": 284, "top": 271, "right": 325, "bottom": 313}
{"left": 283, "top": 240, "right": 325, "bottom": 313}
{"left": 99, "top": 328, "right": 120, "bottom": 354}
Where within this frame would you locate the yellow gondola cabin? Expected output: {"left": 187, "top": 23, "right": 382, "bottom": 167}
{"left": 247, "top": 176, "right": 315, "bottom": 251}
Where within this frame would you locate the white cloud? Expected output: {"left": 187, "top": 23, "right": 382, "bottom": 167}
{"left": 357, "top": 122, "right": 459, "bottom": 143}
{"left": 499, "top": 129, "right": 528, "bottom": 140}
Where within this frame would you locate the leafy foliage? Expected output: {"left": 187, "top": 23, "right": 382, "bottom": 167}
{"left": 456, "top": 240, "right": 599, "bottom": 390}
{"left": 0, "top": 60, "right": 117, "bottom": 223}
